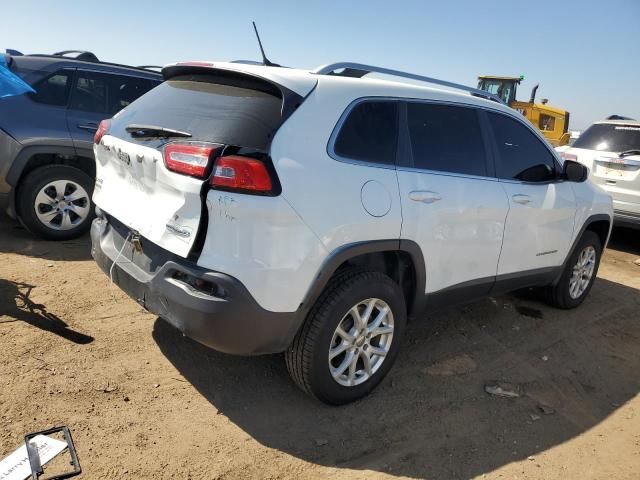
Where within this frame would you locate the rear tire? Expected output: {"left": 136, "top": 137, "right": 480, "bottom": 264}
{"left": 545, "top": 230, "right": 602, "bottom": 309}
{"left": 285, "top": 270, "right": 406, "bottom": 405}
{"left": 17, "top": 165, "right": 95, "bottom": 240}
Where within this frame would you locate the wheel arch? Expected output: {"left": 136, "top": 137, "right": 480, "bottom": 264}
{"left": 298, "top": 240, "right": 427, "bottom": 320}
{"left": 7, "top": 146, "right": 95, "bottom": 216}
{"left": 554, "top": 213, "right": 612, "bottom": 285}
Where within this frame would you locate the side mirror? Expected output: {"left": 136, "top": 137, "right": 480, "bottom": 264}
{"left": 563, "top": 159, "right": 588, "bottom": 182}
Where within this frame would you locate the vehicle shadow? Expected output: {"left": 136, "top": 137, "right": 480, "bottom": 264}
{"left": 608, "top": 226, "right": 640, "bottom": 256}
{"left": 153, "top": 277, "right": 640, "bottom": 479}
{"left": 0, "top": 279, "right": 94, "bottom": 344}
{"left": 0, "top": 213, "right": 91, "bottom": 261}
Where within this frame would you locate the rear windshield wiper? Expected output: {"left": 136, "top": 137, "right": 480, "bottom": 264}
{"left": 126, "top": 124, "right": 192, "bottom": 139}
{"left": 619, "top": 149, "right": 640, "bottom": 158}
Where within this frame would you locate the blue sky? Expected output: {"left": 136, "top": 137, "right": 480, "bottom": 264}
{"left": 4, "top": 0, "right": 639, "bottom": 129}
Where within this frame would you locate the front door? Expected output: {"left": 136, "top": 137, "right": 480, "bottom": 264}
{"left": 486, "top": 111, "right": 576, "bottom": 280}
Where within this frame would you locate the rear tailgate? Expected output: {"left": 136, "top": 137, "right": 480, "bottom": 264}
{"left": 93, "top": 65, "right": 316, "bottom": 258}
{"left": 590, "top": 153, "right": 640, "bottom": 211}
{"left": 568, "top": 123, "right": 640, "bottom": 212}
{"left": 93, "top": 135, "right": 205, "bottom": 257}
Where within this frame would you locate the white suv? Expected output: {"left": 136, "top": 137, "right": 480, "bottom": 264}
{"left": 557, "top": 118, "right": 640, "bottom": 228}
{"left": 90, "top": 61, "right": 613, "bottom": 404}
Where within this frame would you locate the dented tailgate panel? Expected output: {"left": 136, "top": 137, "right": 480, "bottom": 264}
{"left": 93, "top": 135, "right": 203, "bottom": 258}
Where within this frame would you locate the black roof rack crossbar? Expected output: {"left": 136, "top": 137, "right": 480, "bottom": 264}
{"left": 53, "top": 50, "right": 99, "bottom": 62}
{"left": 313, "top": 62, "right": 504, "bottom": 104}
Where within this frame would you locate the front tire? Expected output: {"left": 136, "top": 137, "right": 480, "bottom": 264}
{"left": 17, "top": 165, "right": 95, "bottom": 240}
{"left": 546, "top": 230, "right": 602, "bottom": 309}
{"left": 285, "top": 271, "right": 406, "bottom": 405}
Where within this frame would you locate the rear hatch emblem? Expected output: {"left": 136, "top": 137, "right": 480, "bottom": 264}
{"left": 117, "top": 149, "right": 131, "bottom": 165}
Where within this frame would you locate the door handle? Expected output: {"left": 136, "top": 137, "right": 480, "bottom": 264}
{"left": 77, "top": 123, "right": 98, "bottom": 132}
{"left": 409, "top": 190, "right": 442, "bottom": 204}
{"left": 512, "top": 194, "right": 532, "bottom": 205}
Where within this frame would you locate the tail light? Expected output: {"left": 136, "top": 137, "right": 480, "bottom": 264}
{"left": 94, "top": 119, "right": 110, "bottom": 144}
{"left": 164, "top": 143, "right": 217, "bottom": 178}
{"left": 211, "top": 156, "right": 273, "bottom": 193}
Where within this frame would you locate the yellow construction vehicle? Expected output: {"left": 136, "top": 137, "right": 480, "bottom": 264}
{"left": 477, "top": 75, "right": 570, "bottom": 146}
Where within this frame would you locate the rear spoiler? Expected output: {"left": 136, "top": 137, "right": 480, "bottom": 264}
{"left": 161, "top": 62, "right": 317, "bottom": 121}
{"left": 3, "top": 49, "right": 24, "bottom": 69}
{"left": 162, "top": 61, "right": 317, "bottom": 98}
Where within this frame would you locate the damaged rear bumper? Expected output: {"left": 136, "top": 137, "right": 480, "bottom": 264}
{"left": 90, "top": 215, "right": 300, "bottom": 355}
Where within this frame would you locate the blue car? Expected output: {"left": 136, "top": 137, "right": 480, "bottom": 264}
{"left": 0, "top": 49, "right": 161, "bottom": 239}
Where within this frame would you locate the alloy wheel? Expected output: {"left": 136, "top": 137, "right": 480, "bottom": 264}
{"left": 328, "top": 298, "right": 394, "bottom": 387}
{"left": 569, "top": 245, "right": 596, "bottom": 299}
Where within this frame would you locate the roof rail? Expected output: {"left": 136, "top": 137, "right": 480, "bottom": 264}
{"left": 313, "top": 62, "right": 504, "bottom": 104}
{"left": 53, "top": 50, "right": 99, "bottom": 62}
{"left": 136, "top": 65, "right": 163, "bottom": 71}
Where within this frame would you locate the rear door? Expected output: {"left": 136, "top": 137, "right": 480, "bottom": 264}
{"left": 397, "top": 101, "right": 509, "bottom": 299}
{"left": 93, "top": 71, "right": 299, "bottom": 258}
{"left": 3, "top": 68, "right": 74, "bottom": 145}
{"left": 67, "top": 70, "right": 158, "bottom": 158}
{"left": 66, "top": 69, "right": 109, "bottom": 156}
{"left": 487, "top": 111, "right": 576, "bottom": 277}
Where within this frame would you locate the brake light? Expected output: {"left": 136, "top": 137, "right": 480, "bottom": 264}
{"left": 94, "top": 119, "right": 110, "bottom": 144}
{"left": 211, "top": 156, "right": 273, "bottom": 193}
{"left": 164, "top": 143, "right": 216, "bottom": 178}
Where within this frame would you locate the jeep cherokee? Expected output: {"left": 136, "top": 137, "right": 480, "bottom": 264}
{"left": 90, "top": 61, "right": 613, "bottom": 404}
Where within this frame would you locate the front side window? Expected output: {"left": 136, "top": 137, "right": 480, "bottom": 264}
{"left": 333, "top": 100, "right": 398, "bottom": 165}
{"left": 407, "top": 103, "right": 487, "bottom": 176}
{"left": 70, "top": 71, "right": 108, "bottom": 113}
{"left": 30, "top": 71, "right": 72, "bottom": 106}
{"left": 488, "top": 112, "right": 556, "bottom": 182}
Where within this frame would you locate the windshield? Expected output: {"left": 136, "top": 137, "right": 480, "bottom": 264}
{"left": 573, "top": 123, "right": 640, "bottom": 152}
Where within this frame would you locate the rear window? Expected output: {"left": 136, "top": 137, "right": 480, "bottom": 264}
{"left": 573, "top": 123, "right": 640, "bottom": 152}
{"left": 332, "top": 100, "right": 398, "bottom": 165}
{"left": 109, "top": 73, "right": 284, "bottom": 151}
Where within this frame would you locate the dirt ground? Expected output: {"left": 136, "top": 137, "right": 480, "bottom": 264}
{"left": 1, "top": 213, "right": 639, "bottom": 480}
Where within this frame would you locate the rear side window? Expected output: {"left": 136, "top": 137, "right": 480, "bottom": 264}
{"left": 70, "top": 70, "right": 108, "bottom": 113}
{"left": 107, "top": 76, "right": 157, "bottom": 115}
{"left": 488, "top": 112, "right": 556, "bottom": 182}
{"left": 31, "top": 71, "right": 72, "bottom": 106}
{"left": 407, "top": 103, "right": 487, "bottom": 176}
{"left": 333, "top": 101, "right": 398, "bottom": 165}
{"left": 573, "top": 123, "right": 640, "bottom": 152}
{"left": 108, "top": 73, "right": 284, "bottom": 151}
